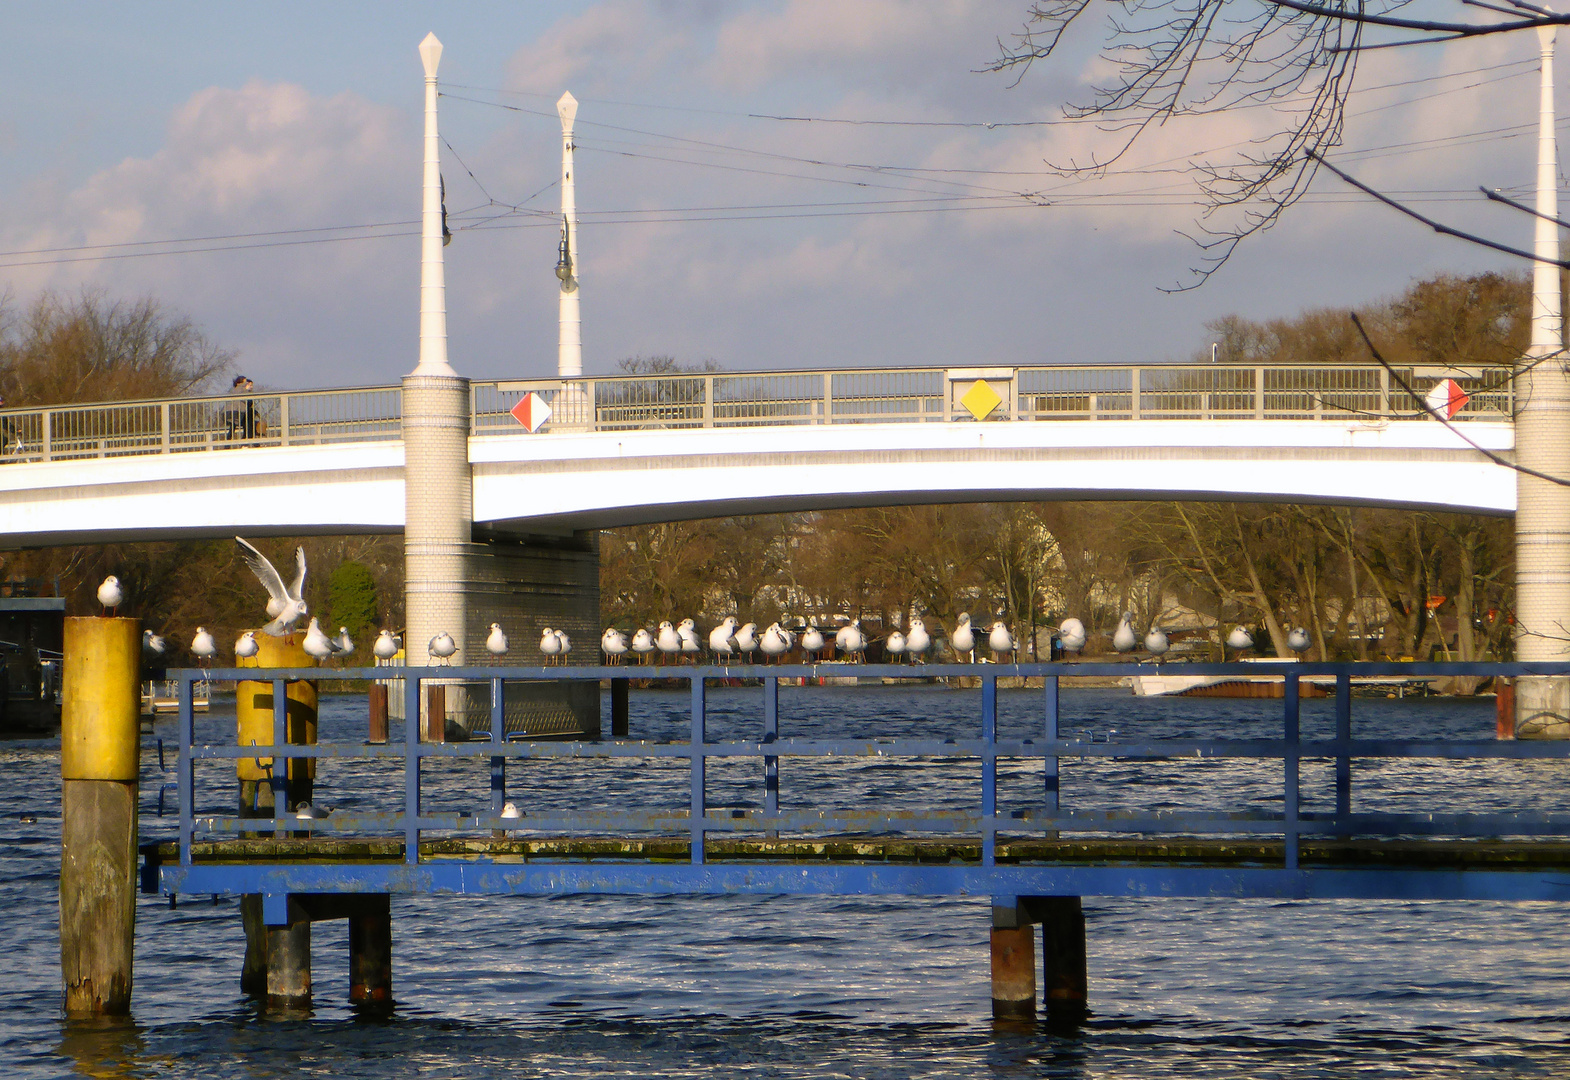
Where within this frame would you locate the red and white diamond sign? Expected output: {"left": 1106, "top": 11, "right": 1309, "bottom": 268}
{"left": 1424, "top": 378, "right": 1470, "bottom": 420}
{"left": 510, "top": 392, "right": 552, "bottom": 432}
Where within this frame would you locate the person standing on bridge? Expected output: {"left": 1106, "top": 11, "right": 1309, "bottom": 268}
{"left": 223, "top": 374, "right": 257, "bottom": 441}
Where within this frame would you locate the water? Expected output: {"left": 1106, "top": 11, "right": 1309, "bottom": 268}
{"left": 4, "top": 686, "right": 1570, "bottom": 1078}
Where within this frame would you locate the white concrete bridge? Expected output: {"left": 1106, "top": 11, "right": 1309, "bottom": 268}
{"left": 0, "top": 363, "right": 1515, "bottom": 547}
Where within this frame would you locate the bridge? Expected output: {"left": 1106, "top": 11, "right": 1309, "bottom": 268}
{"left": 0, "top": 363, "right": 1516, "bottom": 546}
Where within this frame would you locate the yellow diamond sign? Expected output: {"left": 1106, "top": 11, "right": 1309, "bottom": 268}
{"left": 959, "top": 380, "right": 1002, "bottom": 421}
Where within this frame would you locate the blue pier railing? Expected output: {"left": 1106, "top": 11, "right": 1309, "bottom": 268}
{"left": 152, "top": 662, "right": 1570, "bottom": 908}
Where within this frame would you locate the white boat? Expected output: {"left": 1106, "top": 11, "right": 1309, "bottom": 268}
{"left": 1132, "top": 658, "right": 1427, "bottom": 698}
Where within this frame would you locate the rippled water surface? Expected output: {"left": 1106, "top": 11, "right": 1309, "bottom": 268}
{"left": 4, "top": 685, "right": 1569, "bottom": 1078}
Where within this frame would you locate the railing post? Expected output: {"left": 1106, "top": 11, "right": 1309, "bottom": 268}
{"left": 1379, "top": 366, "right": 1390, "bottom": 417}
{"left": 1283, "top": 671, "right": 1300, "bottom": 870}
{"left": 763, "top": 675, "right": 779, "bottom": 827}
{"left": 691, "top": 676, "right": 706, "bottom": 864}
{"left": 1255, "top": 367, "right": 1266, "bottom": 419}
{"left": 982, "top": 674, "right": 997, "bottom": 866}
{"left": 1130, "top": 368, "right": 1141, "bottom": 420}
{"left": 404, "top": 671, "right": 421, "bottom": 866}
{"left": 271, "top": 678, "right": 288, "bottom": 821}
{"left": 179, "top": 673, "right": 194, "bottom": 868}
{"left": 703, "top": 376, "right": 714, "bottom": 428}
{"left": 1335, "top": 670, "right": 1352, "bottom": 828}
{"left": 279, "top": 394, "right": 290, "bottom": 447}
{"left": 160, "top": 402, "right": 171, "bottom": 454}
{"left": 42, "top": 409, "right": 51, "bottom": 461}
{"left": 490, "top": 676, "right": 506, "bottom": 814}
{"left": 1044, "top": 674, "right": 1060, "bottom": 819}
{"left": 823, "top": 372, "right": 833, "bottom": 425}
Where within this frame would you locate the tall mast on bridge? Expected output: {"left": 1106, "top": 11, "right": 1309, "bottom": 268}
{"left": 1514, "top": 23, "right": 1570, "bottom": 737}
{"left": 404, "top": 31, "right": 473, "bottom": 680}
{"left": 556, "top": 91, "right": 589, "bottom": 427}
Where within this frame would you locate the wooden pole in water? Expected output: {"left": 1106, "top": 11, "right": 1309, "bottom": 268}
{"left": 368, "top": 682, "right": 389, "bottom": 744}
{"left": 611, "top": 678, "right": 629, "bottom": 737}
{"left": 990, "top": 902, "right": 1036, "bottom": 1019}
{"left": 426, "top": 683, "right": 446, "bottom": 743}
{"left": 1037, "top": 896, "right": 1088, "bottom": 1024}
{"left": 348, "top": 894, "right": 393, "bottom": 1010}
{"left": 59, "top": 616, "right": 141, "bottom": 1017}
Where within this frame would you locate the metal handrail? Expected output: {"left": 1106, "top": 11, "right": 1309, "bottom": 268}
{"left": 0, "top": 364, "right": 1513, "bottom": 463}
{"left": 167, "top": 660, "right": 1570, "bottom": 888}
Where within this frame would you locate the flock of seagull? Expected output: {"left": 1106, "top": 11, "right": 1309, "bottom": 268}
{"left": 108, "top": 535, "right": 1315, "bottom": 669}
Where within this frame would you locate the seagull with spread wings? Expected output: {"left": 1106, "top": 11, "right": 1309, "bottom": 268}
{"left": 236, "top": 536, "right": 308, "bottom": 637}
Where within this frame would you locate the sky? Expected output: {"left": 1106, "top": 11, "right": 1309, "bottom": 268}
{"left": 0, "top": 1, "right": 1560, "bottom": 389}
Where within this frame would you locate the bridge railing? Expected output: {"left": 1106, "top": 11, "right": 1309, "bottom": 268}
{"left": 0, "top": 365, "right": 1513, "bottom": 462}
{"left": 157, "top": 661, "right": 1570, "bottom": 899}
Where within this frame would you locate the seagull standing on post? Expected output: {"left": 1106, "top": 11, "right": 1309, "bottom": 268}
{"left": 373, "top": 629, "right": 400, "bottom": 660}
{"left": 97, "top": 576, "right": 123, "bottom": 616}
{"left": 951, "top": 613, "right": 976, "bottom": 662}
{"left": 1113, "top": 612, "right": 1138, "bottom": 654}
{"left": 191, "top": 627, "right": 218, "bottom": 664}
{"left": 988, "top": 621, "right": 1015, "bottom": 663}
{"left": 235, "top": 630, "right": 260, "bottom": 659}
{"left": 487, "top": 623, "right": 510, "bottom": 656}
{"left": 632, "top": 627, "right": 656, "bottom": 664}
{"left": 905, "top": 618, "right": 931, "bottom": 663}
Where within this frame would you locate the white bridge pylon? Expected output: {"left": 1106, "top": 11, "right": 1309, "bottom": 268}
{"left": 0, "top": 417, "right": 1514, "bottom": 547}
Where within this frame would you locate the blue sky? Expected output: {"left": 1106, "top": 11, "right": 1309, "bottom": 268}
{"left": 0, "top": 2, "right": 1555, "bottom": 389}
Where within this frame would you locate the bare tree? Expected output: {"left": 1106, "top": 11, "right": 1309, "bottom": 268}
{"left": 987, "top": 2, "right": 1570, "bottom": 286}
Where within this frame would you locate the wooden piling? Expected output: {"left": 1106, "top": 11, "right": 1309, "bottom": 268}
{"left": 1036, "top": 896, "right": 1088, "bottom": 1023}
{"left": 1497, "top": 678, "right": 1516, "bottom": 740}
{"left": 348, "top": 894, "right": 393, "bottom": 1010}
{"left": 59, "top": 616, "right": 141, "bottom": 1018}
{"left": 611, "top": 678, "right": 629, "bottom": 737}
{"left": 266, "top": 914, "right": 312, "bottom": 1009}
{"left": 426, "top": 684, "right": 446, "bottom": 743}
{"left": 368, "top": 682, "right": 389, "bottom": 744}
{"left": 990, "top": 900, "right": 1036, "bottom": 1019}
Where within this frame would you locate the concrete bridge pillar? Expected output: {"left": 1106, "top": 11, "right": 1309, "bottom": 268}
{"left": 403, "top": 373, "right": 472, "bottom": 677}
{"left": 1515, "top": 26, "right": 1570, "bottom": 739}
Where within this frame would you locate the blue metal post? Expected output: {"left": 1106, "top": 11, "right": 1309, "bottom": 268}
{"left": 763, "top": 676, "right": 779, "bottom": 823}
{"left": 1044, "top": 674, "right": 1060, "bottom": 815}
{"left": 270, "top": 678, "right": 287, "bottom": 818}
{"left": 1335, "top": 670, "right": 1352, "bottom": 827}
{"left": 490, "top": 676, "right": 506, "bottom": 813}
{"left": 405, "top": 670, "right": 421, "bottom": 865}
{"left": 691, "top": 676, "right": 706, "bottom": 865}
{"left": 178, "top": 673, "right": 194, "bottom": 867}
{"left": 1284, "top": 671, "right": 1300, "bottom": 869}
{"left": 982, "top": 674, "right": 997, "bottom": 866}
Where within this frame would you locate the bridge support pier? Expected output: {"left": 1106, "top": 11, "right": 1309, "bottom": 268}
{"left": 348, "top": 895, "right": 393, "bottom": 1011}
{"left": 1033, "top": 896, "right": 1088, "bottom": 1025}
{"left": 265, "top": 915, "right": 312, "bottom": 1010}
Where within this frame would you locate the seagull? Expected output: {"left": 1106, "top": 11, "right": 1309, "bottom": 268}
{"left": 951, "top": 613, "right": 976, "bottom": 662}
{"left": 760, "top": 623, "right": 790, "bottom": 664}
{"left": 487, "top": 623, "right": 510, "bottom": 656}
{"left": 1112, "top": 612, "right": 1138, "bottom": 654}
{"left": 97, "top": 576, "right": 123, "bottom": 616}
{"left": 334, "top": 627, "right": 354, "bottom": 655}
{"left": 293, "top": 802, "right": 331, "bottom": 820}
{"left": 840, "top": 619, "right": 867, "bottom": 662}
{"left": 1144, "top": 626, "right": 1170, "bottom": 661}
{"left": 1226, "top": 626, "right": 1255, "bottom": 653}
{"left": 677, "top": 618, "right": 701, "bottom": 662}
{"left": 602, "top": 627, "right": 628, "bottom": 663}
{"left": 302, "top": 618, "right": 337, "bottom": 662}
{"left": 373, "top": 629, "right": 400, "bottom": 660}
{"left": 554, "top": 629, "right": 572, "bottom": 663}
{"left": 499, "top": 801, "right": 522, "bottom": 820}
{"left": 735, "top": 622, "right": 760, "bottom": 662}
{"left": 631, "top": 627, "right": 656, "bottom": 664}
{"left": 989, "top": 621, "right": 1015, "bottom": 663}
{"left": 236, "top": 537, "right": 308, "bottom": 638}
{"left": 656, "top": 620, "right": 682, "bottom": 660}
{"left": 429, "top": 631, "right": 457, "bottom": 664}
{"left": 709, "top": 616, "right": 740, "bottom": 661}
{"left": 905, "top": 618, "right": 931, "bottom": 663}
{"left": 1287, "top": 627, "right": 1312, "bottom": 654}
{"left": 190, "top": 627, "right": 217, "bottom": 662}
{"left": 1058, "top": 618, "right": 1087, "bottom": 656}
{"left": 142, "top": 628, "right": 166, "bottom": 659}
{"left": 800, "top": 625, "right": 825, "bottom": 662}
{"left": 885, "top": 629, "right": 906, "bottom": 662}
{"left": 234, "top": 630, "right": 259, "bottom": 659}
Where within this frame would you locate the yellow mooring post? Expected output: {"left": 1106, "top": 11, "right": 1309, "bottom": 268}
{"left": 59, "top": 616, "right": 141, "bottom": 1017}
{"left": 235, "top": 633, "right": 318, "bottom": 1007}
